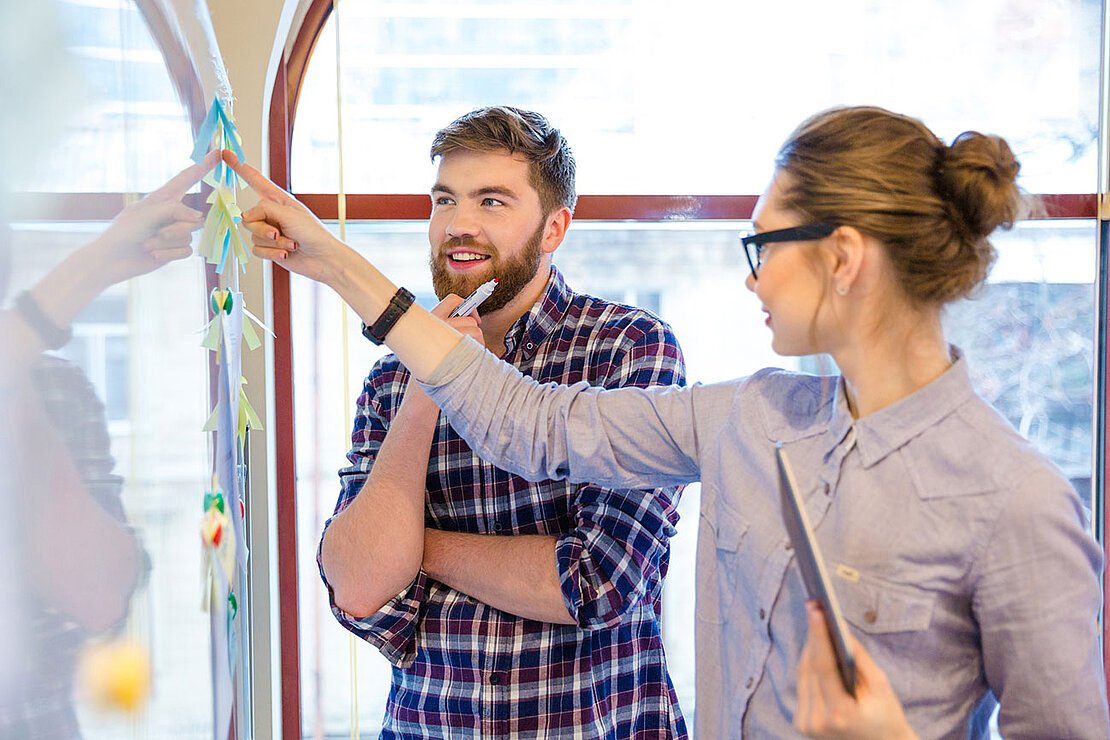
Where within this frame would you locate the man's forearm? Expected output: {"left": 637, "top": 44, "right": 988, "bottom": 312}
{"left": 320, "top": 386, "right": 439, "bottom": 618}
{"left": 423, "top": 529, "right": 576, "bottom": 625}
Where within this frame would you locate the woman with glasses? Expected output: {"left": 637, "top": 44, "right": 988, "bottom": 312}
{"left": 226, "top": 105, "right": 1106, "bottom": 739}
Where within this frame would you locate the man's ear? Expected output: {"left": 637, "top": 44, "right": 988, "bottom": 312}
{"left": 541, "top": 207, "right": 572, "bottom": 254}
{"left": 827, "top": 225, "right": 866, "bottom": 292}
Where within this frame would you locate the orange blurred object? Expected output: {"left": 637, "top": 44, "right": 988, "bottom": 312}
{"left": 77, "top": 640, "right": 151, "bottom": 712}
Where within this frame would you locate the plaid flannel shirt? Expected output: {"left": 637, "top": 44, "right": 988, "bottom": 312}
{"left": 319, "top": 267, "right": 688, "bottom": 739}
{"left": 1, "top": 355, "right": 135, "bottom": 740}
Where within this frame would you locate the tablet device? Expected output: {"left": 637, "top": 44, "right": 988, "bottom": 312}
{"left": 776, "top": 442, "right": 857, "bottom": 696}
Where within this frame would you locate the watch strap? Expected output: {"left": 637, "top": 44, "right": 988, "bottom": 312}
{"left": 15, "top": 290, "right": 72, "bottom": 349}
{"left": 362, "top": 287, "right": 415, "bottom": 345}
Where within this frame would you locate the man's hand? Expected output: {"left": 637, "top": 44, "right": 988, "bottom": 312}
{"left": 431, "top": 294, "right": 484, "bottom": 347}
{"left": 400, "top": 294, "right": 484, "bottom": 410}
{"left": 89, "top": 149, "right": 220, "bottom": 287}
{"left": 794, "top": 601, "right": 919, "bottom": 740}
{"left": 221, "top": 149, "right": 348, "bottom": 285}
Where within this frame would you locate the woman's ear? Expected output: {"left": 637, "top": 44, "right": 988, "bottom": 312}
{"left": 826, "top": 225, "right": 866, "bottom": 294}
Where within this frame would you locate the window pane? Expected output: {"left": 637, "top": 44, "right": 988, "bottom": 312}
{"left": 104, "top": 333, "right": 129, "bottom": 422}
{"left": 292, "top": 217, "right": 1095, "bottom": 733}
{"left": 946, "top": 221, "right": 1096, "bottom": 515}
{"left": 292, "top": 0, "right": 1099, "bottom": 195}
{"left": 13, "top": 0, "right": 194, "bottom": 193}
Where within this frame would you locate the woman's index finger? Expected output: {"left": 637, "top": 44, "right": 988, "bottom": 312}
{"left": 221, "top": 149, "right": 288, "bottom": 201}
{"left": 153, "top": 149, "right": 220, "bottom": 199}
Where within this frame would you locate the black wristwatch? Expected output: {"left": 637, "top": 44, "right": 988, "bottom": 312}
{"left": 15, "top": 290, "right": 72, "bottom": 349}
{"left": 362, "top": 287, "right": 415, "bottom": 345}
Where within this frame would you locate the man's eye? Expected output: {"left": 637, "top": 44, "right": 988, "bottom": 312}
{"left": 482, "top": 197, "right": 503, "bottom": 207}
{"left": 433, "top": 197, "right": 453, "bottom": 206}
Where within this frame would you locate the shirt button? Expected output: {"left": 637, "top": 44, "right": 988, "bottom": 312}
{"left": 823, "top": 483, "right": 831, "bottom": 495}
{"left": 745, "top": 677, "right": 753, "bottom": 689}
{"left": 525, "top": 343, "right": 535, "bottom": 351}
{"left": 489, "top": 673, "right": 502, "bottom": 685}
{"left": 785, "top": 542, "right": 793, "bottom": 551}
{"left": 759, "top": 608, "right": 766, "bottom": 620}
{"left": 864, "top": 609, "right": 878, "bottom": 624}
{"left": 493, "top": 521, "right": 503, "bottom": 533}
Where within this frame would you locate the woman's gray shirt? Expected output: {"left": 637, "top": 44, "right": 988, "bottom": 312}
{"left": 421, "top": 337, "right": 1107, "bottom": 740}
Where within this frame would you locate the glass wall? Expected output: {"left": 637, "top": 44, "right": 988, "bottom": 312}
{"left": 2, "top": 1, "right": 215, "bottom": 738}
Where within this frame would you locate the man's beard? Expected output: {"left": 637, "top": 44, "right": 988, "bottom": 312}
{"left": 429, "top": 219, "right": 546, "bottom": 316}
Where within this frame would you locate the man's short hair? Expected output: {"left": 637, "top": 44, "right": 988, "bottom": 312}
{"left": 431, "top": 106, "right": 577, "bottom": 215}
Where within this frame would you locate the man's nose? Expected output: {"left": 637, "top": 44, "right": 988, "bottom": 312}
{"left": 445, "top": 204, "right": 480, "bottom": 239}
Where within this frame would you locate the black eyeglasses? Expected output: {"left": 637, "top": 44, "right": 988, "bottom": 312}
{"left": 741, "top": 223, "right": 837, "bottom": 278}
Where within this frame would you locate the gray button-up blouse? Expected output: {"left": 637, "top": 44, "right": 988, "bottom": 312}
{"left": 422, "top": 339, "right": 1107, "bottom": 739}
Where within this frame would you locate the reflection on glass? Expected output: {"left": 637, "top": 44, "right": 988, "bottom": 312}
{"left": 2, "top": 0, "right": 215, "bottom": 735}
{"left": 104, "top": 334, "right": 129, "bottom": 423}
{"left": 6, "top": 223, "right": 215, "bottom": 739}
{"left": 14, "top": 0, "right": 192, "bottom": 193}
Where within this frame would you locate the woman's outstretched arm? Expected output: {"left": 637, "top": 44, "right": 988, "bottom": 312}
{"left": 225, "top": 150, "right": 707, "bottom": 489}
{"left": 224, "top": 151, "right": 463, "bottom": 380}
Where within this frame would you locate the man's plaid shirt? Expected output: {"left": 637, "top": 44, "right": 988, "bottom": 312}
{"left": 319, "top": 267, "right": 688, "bottom": 738}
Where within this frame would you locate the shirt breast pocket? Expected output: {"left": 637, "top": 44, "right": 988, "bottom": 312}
{"left": 707, "top": 503, "right": 752, "bottom": 616}
{"left": 835, "top": 572, "right": 935, "bottom": 635}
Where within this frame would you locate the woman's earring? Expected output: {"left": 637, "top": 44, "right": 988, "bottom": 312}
{"left": 836, "top": 284, "right": 849, "bottom": 296}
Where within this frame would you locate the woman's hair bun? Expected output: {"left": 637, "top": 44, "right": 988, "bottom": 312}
{"left": 775, "top": 106, "right": 1036, "bottom": 304}
{"left": 936, "top": 131, "right": 1024, "bottom": 240}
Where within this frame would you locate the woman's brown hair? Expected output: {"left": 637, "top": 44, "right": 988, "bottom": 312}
{"left": 774, "top": 106, "right": 1034, "bottom": 305}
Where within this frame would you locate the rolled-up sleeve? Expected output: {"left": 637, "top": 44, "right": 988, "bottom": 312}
{"left": 554, "top": 316, "right": 686, "bottom": 629}
{"left": 319, "top": 542, "right": 427, "bottom": 668}
{"left": 316, "top": 366, "right": 425, "bottom": 667}
{"left": 556, "top": 482, "right": 680, "bottom": 628}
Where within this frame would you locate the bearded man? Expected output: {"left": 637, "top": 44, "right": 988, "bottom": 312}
{"left": 318, "top": 106, "right": 689, "bottom": 739}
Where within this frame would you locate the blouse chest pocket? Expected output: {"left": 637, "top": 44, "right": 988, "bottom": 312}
{"left": 703, "top": 502, "right": 753, "bottom": 617}
{"left": 835, "top": 571, "right": 936, "bottom": 635}
{"left": 713, "top": 504, "right": 750, "bottom": 552}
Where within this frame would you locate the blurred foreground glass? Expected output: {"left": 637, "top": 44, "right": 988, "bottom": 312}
{"left": 1, "top": 0, "right": 215, "bottom": 737}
